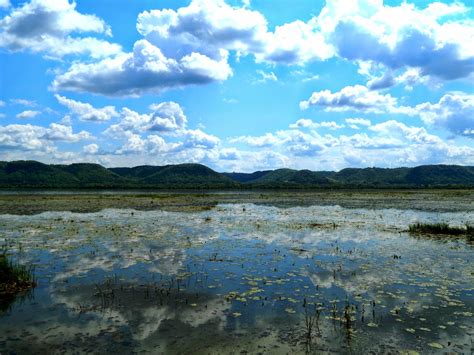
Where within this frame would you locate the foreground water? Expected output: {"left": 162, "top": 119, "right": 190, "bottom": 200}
{"left": 0, "top": 202, "right": 473, "bottom": 354}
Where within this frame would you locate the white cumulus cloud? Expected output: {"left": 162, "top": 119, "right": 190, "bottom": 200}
{"left": 16, "top": 110, "right": 40, "bottom": 119}
{"left": 320, "top": 0, "right": 474, "bottom": 82}
{"left": 106, "top": 101, "right": 188, "bottom": 137}
{"left": 0, "top": 0, "right": 121, "bottom": 58}
{"left": 52, "top": 39, "right": 232, "bottom": 96}
{"left": 55, "top": 95, "right": 118, "bottom": 122}
{"left": 0, "top": 0, "right": 10, "bottom": 9}
{"left": 415, "top": 93, "right": 474, "bottom": 137}
{"left": 83, "top": 143, "right": 99, "bottom": 155}
{"left": 300, "top": 85, "right": 403, "bottom": 113}
{"left": 0, "top": 123, "right": 91, "bottom": 152}
{"left": 289, "top": 118, "right": 345, "bottom": 130}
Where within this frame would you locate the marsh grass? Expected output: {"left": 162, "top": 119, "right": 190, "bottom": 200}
{"left": 0, "top": 250, "right": 36, "bottom": 314}
{"left": 0, "top": 251, "right": 36, "bottom": 293}
{"left": 301, "top": 301, "right": 322, "bottom": 353}
{"left": 408, "top": 222, "right": 473, "bottom": 240}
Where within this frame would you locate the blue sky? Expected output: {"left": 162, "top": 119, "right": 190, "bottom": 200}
{"left": 0, "top": 0, "right": 473, "bottom": 172}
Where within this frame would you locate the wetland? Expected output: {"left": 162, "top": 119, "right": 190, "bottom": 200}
{"left": 0, "top": 190, "right": 473, "bottom": 354}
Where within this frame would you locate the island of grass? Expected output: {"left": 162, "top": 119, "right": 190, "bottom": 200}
{"left": 0, "top": 252, "right": 36, "bottom": 298}
{"left": 409, "top": 223, "right": 474, "bottom": 240}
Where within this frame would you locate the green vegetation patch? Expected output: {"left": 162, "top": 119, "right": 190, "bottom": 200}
{"left": 408, "top": 223, "right": 473, "bottom": 238}
{"left": 0, "top": 252, "right": 36, "bottom": 295}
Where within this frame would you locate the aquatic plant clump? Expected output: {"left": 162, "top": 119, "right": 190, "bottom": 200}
{"left": 0, "top": 252, "right": 36, "bottom": 295}
{"left": 408, "top": 222, "right": 473, "bottom": 237}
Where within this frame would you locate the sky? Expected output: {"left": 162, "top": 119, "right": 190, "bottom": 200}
{"left": 0, "top": 0, "right": 473, "bottom": 172}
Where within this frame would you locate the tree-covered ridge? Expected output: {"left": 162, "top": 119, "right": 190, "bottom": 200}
{"left": 1, "top": 161, "right": 474, "bottom": 189}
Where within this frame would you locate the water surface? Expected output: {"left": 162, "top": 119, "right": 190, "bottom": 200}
{"left": 0, "top": 202, "right": 473, "bottom": 353}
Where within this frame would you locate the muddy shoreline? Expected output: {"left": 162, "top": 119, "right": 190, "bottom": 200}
{"left": 0, "top": 189, "right": 473, "bottom": 215}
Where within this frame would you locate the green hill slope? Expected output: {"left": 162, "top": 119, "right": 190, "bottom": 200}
{"left": 333, "top": 167, "right": 410, "bottom": 187}
{"left": 249, "top": 169, "right": 334, "bottom": 186}
{"left": 140, "top": 164, "right": 237, "bottom": 188}
{"left": 222, "top": 170, "right": 271, "bottom": 183}
{"left": 0, "top": 161, "right": 79, "bottom": 187}
{"left": 54, "top": 163, "right": 129, "bottom": 187}
{"left": 405, "top": 165, "right": 474, "bottom": 186}
{"left": 109, "top": 166, "right": 167, "bottom": 179}
{"left": 1, "top": 161, "right": 473, "bottom": 189}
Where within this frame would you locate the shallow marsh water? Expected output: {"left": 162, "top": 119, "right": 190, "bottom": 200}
{"left": 0, "top": 194, "right": 473, "bottom": 354}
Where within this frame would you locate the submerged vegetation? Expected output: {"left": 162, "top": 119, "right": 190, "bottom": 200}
{"left": 409, "top": 222, "right": 474, "bottom": 239}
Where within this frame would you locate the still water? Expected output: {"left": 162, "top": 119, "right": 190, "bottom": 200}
{"left": 0, "top": 203, "right": 473, "bottom": 353}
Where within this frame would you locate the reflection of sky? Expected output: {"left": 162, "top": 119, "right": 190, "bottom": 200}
{"left": 0, "top": 204, "right": 473, "bottom": 353}
{"left": 52, "top": 285, "right": 230, "bottom": 342}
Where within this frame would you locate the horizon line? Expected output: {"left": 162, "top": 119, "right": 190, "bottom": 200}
{"left": 2, "top": 159, "right": 473, "bottom": 175}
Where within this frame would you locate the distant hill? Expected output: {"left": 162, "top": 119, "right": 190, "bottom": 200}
{"left": 0, "top": 161, "right": 133, "bottom": 188}
{"left": 138, "top": 164, "right": 236, "bottom": 188}
{"left": 0, "top": 161, "right": 78, "bottom": 187}
{"left": 333, "top": 167, "right": 410, "bottom": 187}
{"left": 405, "top": 165, "right": 474, "bottom": 186}
{"left": 109, "top": 165, "right": 167, "bottom": 180}
{"left": 247, "top": 169, "right": 334, "bottom": 187}
{"left": 0, "top": 160, "right": 473, "bottom": 189}
{"left": 222, "top": 170, "right": 271, "bottom": 183}
{"left": 54, "top": 163, "right": 127, "bottom": 187}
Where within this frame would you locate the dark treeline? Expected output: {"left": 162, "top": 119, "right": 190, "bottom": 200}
{"left": 1, "top": 160, "right": 474, "bottom": 189}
